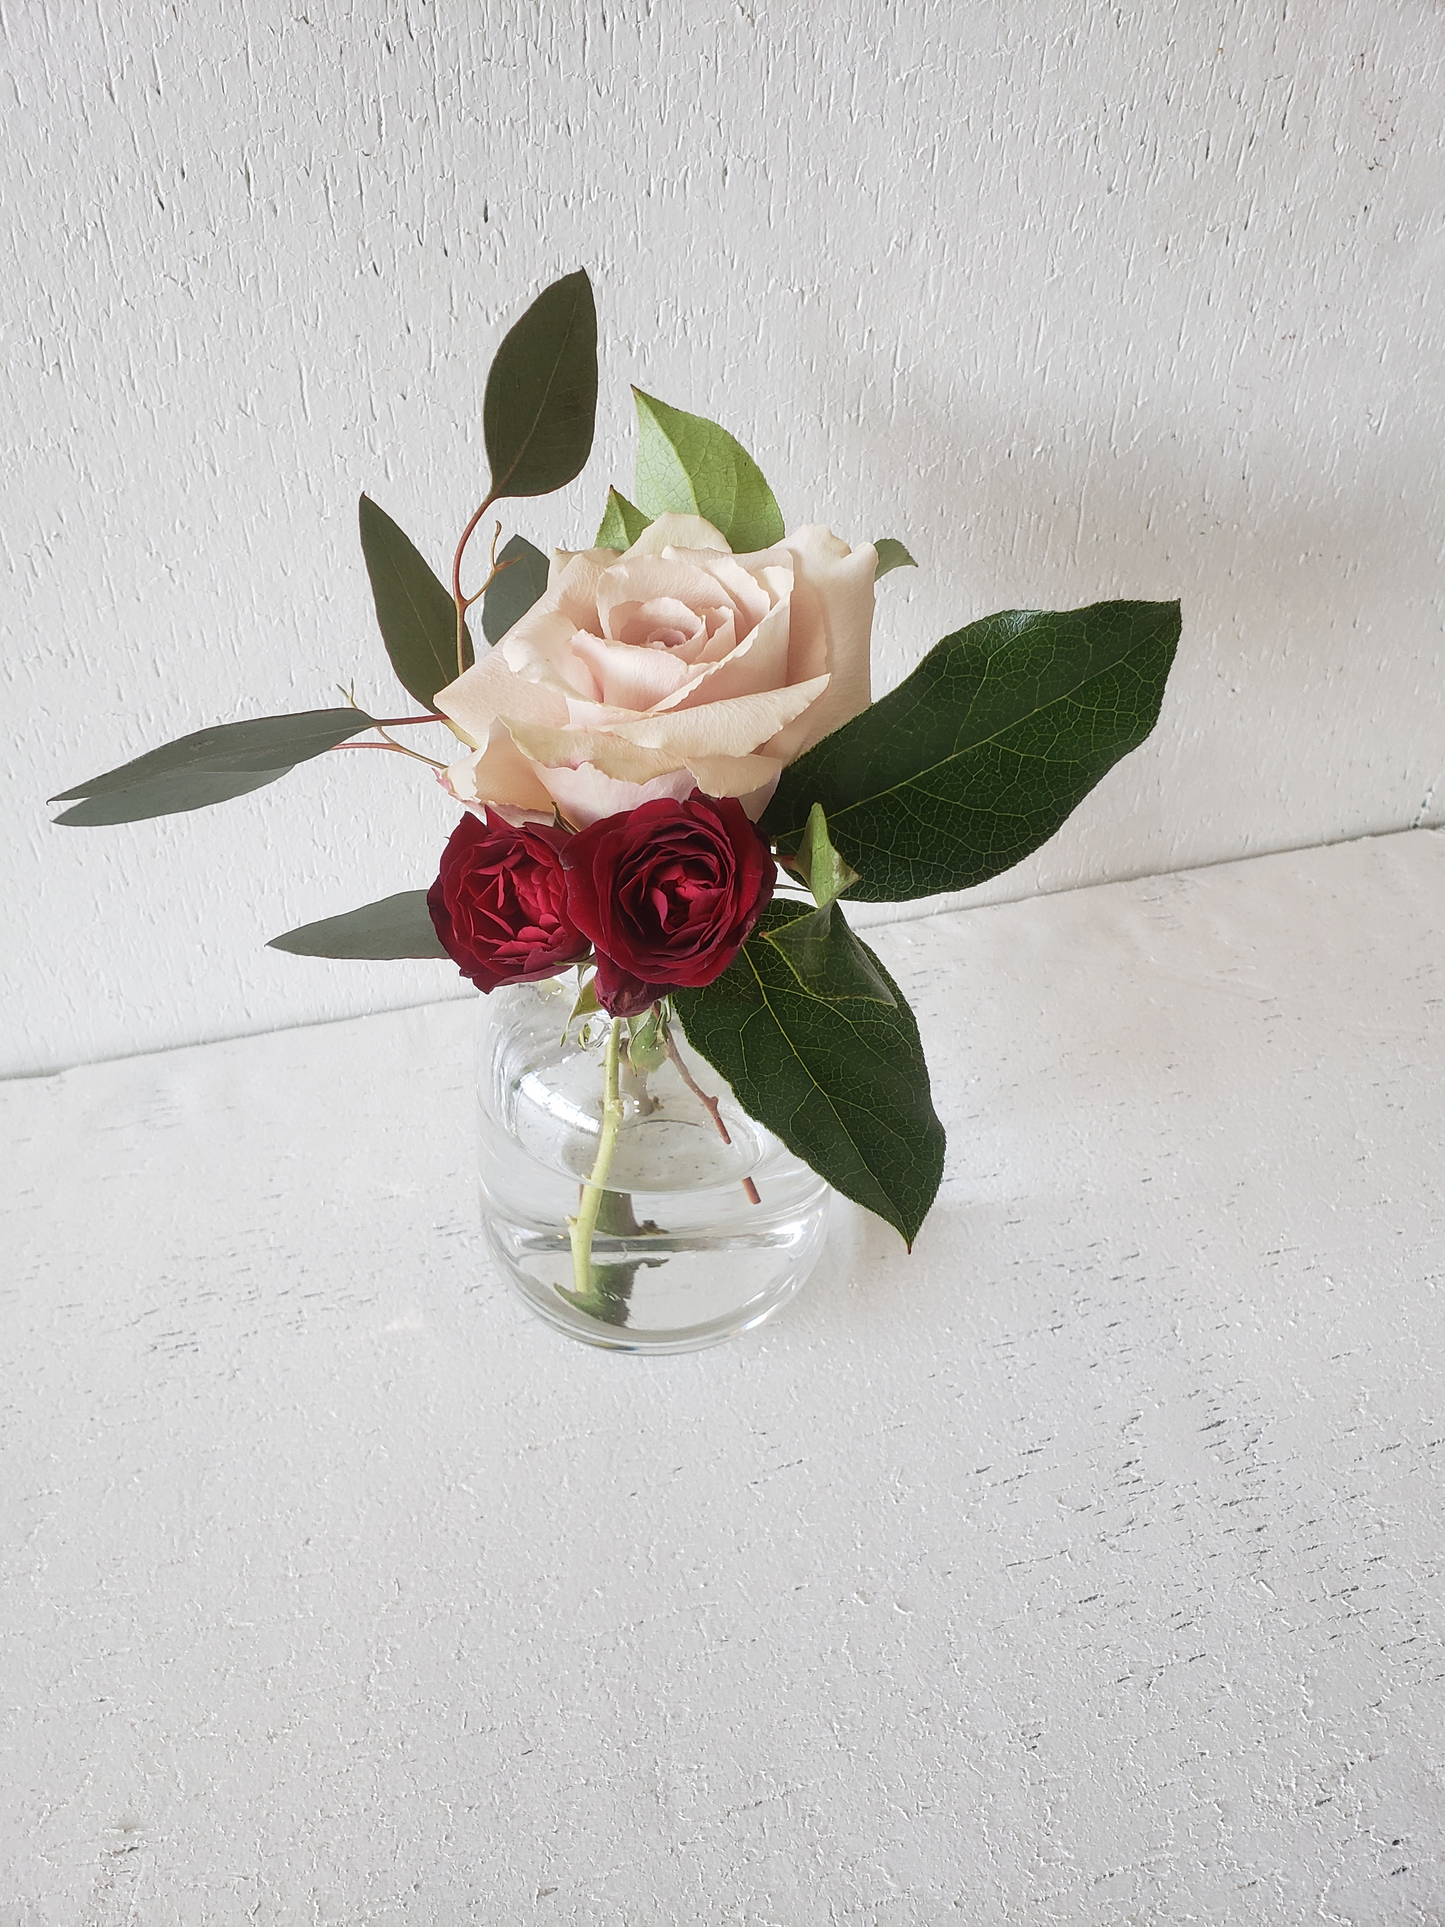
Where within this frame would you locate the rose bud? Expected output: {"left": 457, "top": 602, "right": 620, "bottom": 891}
{"left": 428, "top": 810, "right": 590, "bottom": 993}
{"left": 562, "top": 791, "right": 775, "bottom": 1014}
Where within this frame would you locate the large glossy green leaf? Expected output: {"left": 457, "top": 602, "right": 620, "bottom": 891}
{"left": 267, "top": 890, "right": 448, "bottom": 959}
{"left": 482, "top": 534, "right": 550, "bottom": 645}
{"left": 761, "top": 901, "right": 896, "bottom": 1005}
{"left": 359, "top": 494, "right": 472, "bottom": 709}
{"left": 483, "top": 269, "right": 598, "bottom": 501}
{"left": 632, "top": 390, "right": 785, "bottom": 552}
{"left": 674, "top": 903, "right": 944, "bottom": 1247}
{"left": 763, "top": 600, "right": 1181, "bottom": 902}
{"left": 51, "top": 709, "right": 373, "bottom": 825}
{"left": 595, "top": 486, "right": 651, "bottom": 550}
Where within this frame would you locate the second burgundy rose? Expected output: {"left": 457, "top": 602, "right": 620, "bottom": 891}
{"left": 428, "top": 810, "right": 590, "bottom": 992}
{"left": 429, "top": 792, "right": 775, "bottom": 1012}
{"left": 562, "top": 791, "right": 775, "bottom": 1016}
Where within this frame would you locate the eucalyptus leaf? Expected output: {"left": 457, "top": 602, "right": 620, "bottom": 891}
{"left": 53, "top": 768, "right": 293, "bottom": 827}
{"left": 763, "top": 599, "right": 1181, "bottom": 902}
{"left": 874, "top": 538, "right": 917, "bottom": 579}
{"left": 595, "top": 486, "right": 651, "bottom": 550}
{"left": 482, "top": 534, "right": 550, "bottom": 644}
{"left": 267, "top": 890, "right": 447, "bottom": 960}
{"left": 761, "top": 900, "right": 897, "bottom": 1006}
{"left": 632, "top": 389, "right": 785, "bottom": 552}
{"left": 674, "top": 903, "right": 943, "bottom": 1247}
{"left": 51, "top": 709, "right": 373, "bottom": 825}
{"left": 359, "top": 494, "right": 472, "bottom": 708}
{"left": 483, "top": 269, "right": 598, "bottom": 502}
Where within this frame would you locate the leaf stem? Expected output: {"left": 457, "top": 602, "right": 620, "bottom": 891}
{"left": 567, "top": 1017, "right": 625, "bottom": 1300}
{"left": 328, "top": 741, "right": 447, "bottom": 769}
{"left": 663, "top": 1020, "right": 761, "bottom": 1206}
{"left": 452, "top": 496, "right": 498, "bottom": 680}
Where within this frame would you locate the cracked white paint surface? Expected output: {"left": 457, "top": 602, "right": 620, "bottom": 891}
{"left": 5, "top": 1, "right": 1445, "bottom": 1075}
{"left": 4, "top": 831, "right": 1444, "bottom": 1922}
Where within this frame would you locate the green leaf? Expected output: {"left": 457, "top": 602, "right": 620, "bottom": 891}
{"left": 674, "top": 903, "right": 944, "bottom": 1247}
{"left": 266, "top": 890, "right": 448, "bottom": 960}
{"left": 761, "top": 901, "right": 896, "bottom": 1006}
{"left": 763, "top": 599, "right": 1181, "bottom": 902}
{"left": 788, "top": 801, "right": 860, "bottom": 908}
{"left": 628, "top": 1004, "right": 669, "bottom": 1073}
{"left": 632, "top": 389, "right": 785, "bottom": 552}
{"left": 483, "top": 269, "right": 598, "bottom": 501}
{"left": 482, "top": 534, "right": 550, "bottom": 645}
{"left": 359, "top": 494, "right": 472, "bottom": 708}
{"left": 564, "top": 1188, "right": 662, "bottom": 1328}
{"left": 50, "top": 709, "right": 372, "bottom": 825}
{"left": 873, "top": 538, "right": 916, "bottom": 579}
{"left": 595, "top": 486, "right": 652, "bottom": 550}
{"left": 561, "top": 969, "right": 601, "bottom": 1043}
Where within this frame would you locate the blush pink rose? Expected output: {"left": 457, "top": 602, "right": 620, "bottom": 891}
{"left": 434, "top": 512, "right": 876, "bottom": 827}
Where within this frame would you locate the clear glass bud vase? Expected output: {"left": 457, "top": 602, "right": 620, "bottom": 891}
{"left": 476, "top": 972, "right": 830, "bottom": 1351}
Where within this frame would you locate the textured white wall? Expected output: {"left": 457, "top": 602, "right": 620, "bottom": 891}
{"left": 5, "top": 0, "right": 1443, "bottom": 1076}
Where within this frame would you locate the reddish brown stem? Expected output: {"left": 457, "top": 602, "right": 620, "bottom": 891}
{"left": 327, "top": 740, "right": 445, "bottom": 769}
{"left": 663, "top": 1021, "right": 761, "bottom": 1208}
{"left": 328, "top": 741, "right": 419, "bottom": 755}
{"left": 452, "top": 495, "right": 498, "bottom": 681}
{"left": 664, "top": 1025, "right": 731, "bottom": 1143}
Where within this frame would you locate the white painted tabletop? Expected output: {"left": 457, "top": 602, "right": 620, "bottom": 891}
{"left": 6, "top": 830, "right": 1444, "bottom": 1926}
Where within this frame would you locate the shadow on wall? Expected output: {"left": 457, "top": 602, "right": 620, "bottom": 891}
{"left": 834, "top": 367, "right": 1445, "bottom": 879}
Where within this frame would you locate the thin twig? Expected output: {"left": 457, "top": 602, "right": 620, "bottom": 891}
{"left": 327, "top": 741, "right": 446, "bottom": 768}
{"left": 664, "top": 1026, "right": 731, "bottom": 1144}
{"left": 452, "top": 497, "right": 497, "bottom": 680}
{"left": 663, "top": 1023, "right": 761, "bottom": 1206}
{"left": 374, "top": 723, "right": 448, "bottom": 767}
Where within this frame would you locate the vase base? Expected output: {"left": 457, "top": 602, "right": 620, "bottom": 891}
{"left": 483, "top": 1203, "right": 829, "bottom": 1353}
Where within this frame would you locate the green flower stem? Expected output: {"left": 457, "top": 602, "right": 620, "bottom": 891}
{"left": 568, "top": 1016, "right": 625, "bottom": 1301}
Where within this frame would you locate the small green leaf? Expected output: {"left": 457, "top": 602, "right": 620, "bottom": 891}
{"left": 482, "top": 534, "right": 550, "bottom": 645}
{"left": 761, "top": 901, "right": 896, "bottom": 1005}
{"left": 595, "top": 486, "right": 652, "bottom": 550}
{"left": 632, "top": 389, "right": 785, "bottom": 552}
{"left": 873, "top": 538, "right": 916, "bottom": 579}
{"left": 483, "top": 269, "right": 598, "bottom": 501}
{"left": 562, "top": 969, "right": 600, "bottom": 1043}
{"left": 359, "top": 494, "right": 472, "bottom": 708}
{"left": 789, "top": 801, "right": 860, "bottom": 908}
{"left": 51, "top": 709, "right": 372, "bottom": 825}
{"left": 763, "top": 600, "right": 1181, "bottom": 903}
{"left": 266, "top": 890, "right": 448, "bottom": 960}
{"left": 628, "top": 1004, "right": 669, "bottom": 1073}
{"left": 674, "top": 903, "right": 944, "bottom": 1247}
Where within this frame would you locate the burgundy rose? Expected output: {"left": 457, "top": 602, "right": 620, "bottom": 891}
{"left": 562, "top": 791, "right": 775, "bottom": 1016}
{"left": 428, "top": 810, "right": 590, "bottom": 992}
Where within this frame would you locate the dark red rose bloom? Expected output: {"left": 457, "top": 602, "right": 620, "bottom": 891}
{"left": 428, "top": 810, "right": 590, "bottom": 992}
{"left": 562, "top": 791, "right": 775, "bottom": 1016}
